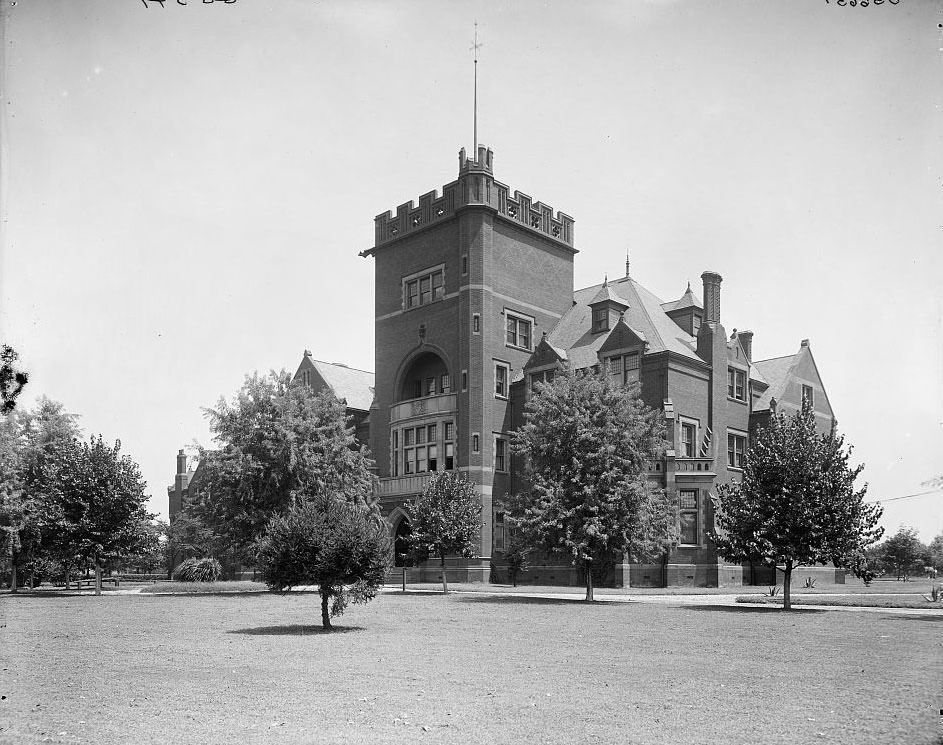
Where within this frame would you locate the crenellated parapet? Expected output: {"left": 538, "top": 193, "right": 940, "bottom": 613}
{"left": 370, "top": 145, "right": 575, "bottom": 252}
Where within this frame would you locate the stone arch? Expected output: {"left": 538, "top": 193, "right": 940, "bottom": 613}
{"left": 393, "top": 343, "right": 453, "bottom": 403}
{"left": 388, "top": 507, "right": 413, "bottom": 567}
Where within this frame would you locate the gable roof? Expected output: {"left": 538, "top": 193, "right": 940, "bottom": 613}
{"left": 588, "top": 279, "right": 629, "bottom": 308}
{"left": 752, "top": 353, "right": 796, "bottom": 412}
{"left": 546, "top": 276, "right": 703, "bottom": 367}
{"left": 311, "top": 360, "right": 375, "bottom": 412}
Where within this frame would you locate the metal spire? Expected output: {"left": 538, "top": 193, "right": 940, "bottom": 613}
{"left": 470, "top": 22, "right": 482, "bottom": 155}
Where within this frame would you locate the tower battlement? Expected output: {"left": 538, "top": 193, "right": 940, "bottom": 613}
{"left": 369, "top": 146, "right": 575, "bottom": 253}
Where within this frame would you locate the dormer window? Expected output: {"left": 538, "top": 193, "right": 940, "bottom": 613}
{"left": 592, "top": 307, "right": 609, "bottom": 333}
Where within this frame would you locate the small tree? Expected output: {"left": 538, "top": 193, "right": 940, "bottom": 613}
{"left": 408, "top": 472, "right": 481, "bottom": 594}
{"left": 713, "top": 401, "right": 883, "bottom": 610}
{"left": 879, "top": 527, "right": 926, "bottom": 581}
{"left": 509, "top": 365, "right": 675, "bottom": 601}
{"left": 256, "top": 495, "right": 391, "bottom": 629}
{"left": 504, "top": 536, "right": 532, "bottom": 587}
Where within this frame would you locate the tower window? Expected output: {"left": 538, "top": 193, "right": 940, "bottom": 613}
{"left": 403, "top": 266, "right": 445, "bottom": 310}
{"left": 495, "top": 437, "right": 508, "bottom": 472}
{"left": 461, "top": 370, "right": 468, "bottom": 392}
{"left": 462, "top": 255, "right": 468, "bottom": 275}
{"left": 473, "top": 314, "right": 480, "bottom": 334}
{"left": 472, "top": 433, "right": 480, "bottom": 453}
{"left": 505, "top": 311, "right": 533, "bottom": 351}
{"left": 494, "top": 362, "right": 509, "bottom": 399}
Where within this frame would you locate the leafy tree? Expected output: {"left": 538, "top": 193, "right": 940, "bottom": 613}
{"left": 878, "top": 527, "right": 927, "bottom": 581}
{"left": 928, "top": 534, "right": 943, "bottom": 574}
{"left": 713, "top": 401, "right": 883, "bottom": 610}
{"left": 408, "top": 471, "right": 481, "bottom": 595}
{"left": 509, "top": 366, "right": 674, "bottom": 601}
{"left": 43, "top": 436, "right": 153, "bottom": 594}
{"left": 256, "top": 495, "right": 391, "bottom": 629}
{"left": 0, "top": 345, "right": 28, "bottom": 414}
{"left": 190, "top": 373, "right": 376, "bottom": 561}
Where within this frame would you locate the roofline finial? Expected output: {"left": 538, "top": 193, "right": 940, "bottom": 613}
{"left": 625, "top": 253, "right": 630, "bottom": 278}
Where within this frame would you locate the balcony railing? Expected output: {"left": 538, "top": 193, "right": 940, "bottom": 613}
{"left": 389, "top": 394, "right": 457, "bottom": 424}
{"left": 674, "top": 457, "right": 715, "bottom": 474}
{"left": 379, "top": 473, "right": 432, "bottom": 498}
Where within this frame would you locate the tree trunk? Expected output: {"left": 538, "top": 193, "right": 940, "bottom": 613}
{"left": 783, "top": 563, "right": 792, "bottom": 611}
{"left": 10, "top": 551, "right": 17, "bottom": 594}
{"left": 94, "top": 558, "right": 102, "bottom": 596}
{"left": 440, "top": 554, "right": 449, "bottom": 595}
{"left": 64, "top": 561, "right": 71, "bottom": 590}
{"left": 320, "top": 590, "right": 332, "bottom": 629}
{"left": 585, "top": 562, "right": 594, "bottom": 602}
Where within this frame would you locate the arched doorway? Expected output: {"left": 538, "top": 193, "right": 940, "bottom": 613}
{"left": 397, "top": 351, "right": 450, "bottom": 402}
{"left": 394, "top": 518, "right": 413, "bottom": 567}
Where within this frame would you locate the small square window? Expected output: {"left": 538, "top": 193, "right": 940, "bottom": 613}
{"left": 473, "top": 314, "right": 480, "bottom": 334}
{"left": 472, "top": 434, "right": 480, "bottom": 453}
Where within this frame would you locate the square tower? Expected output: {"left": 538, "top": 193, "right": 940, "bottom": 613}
{"left": 361, "top": 146, "right": 576, "bottom": 580}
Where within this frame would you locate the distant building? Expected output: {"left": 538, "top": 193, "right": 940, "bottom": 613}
{"left": 291, "top": 352, "right": 375, "bottom": 447}
{"left": 167, "top": 449, "right": 203, "bottom": 521}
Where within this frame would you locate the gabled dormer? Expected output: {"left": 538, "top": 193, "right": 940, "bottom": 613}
{"left": 588, "top": 278, "right": 630, "bottom": 334}
{"left": 523, "top": 333, "right": 567, "bottom": 395}
{"left": 660, "top": 282, "right": 703, "bottom": 336}
{"left": 597, "top": 315, "right": 648, "bottom": 385}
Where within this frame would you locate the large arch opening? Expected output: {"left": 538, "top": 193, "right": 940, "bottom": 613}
{"left": 397, "top": 351, "right": 450, "bottom": 402}
{"left": 394, "top": 517, "right": 413, "bottom": 567}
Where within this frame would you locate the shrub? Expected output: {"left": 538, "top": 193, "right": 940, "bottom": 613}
{"left": 922, "top": 584, "right": 943, "bottom": 603}
{"left": 172, "top": 557, "right": 222, "bottom": 582}
{"left": 803, "top": 577, "right": 816, "bottom": 589}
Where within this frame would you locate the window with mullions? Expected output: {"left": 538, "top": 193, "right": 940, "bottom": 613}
{"left": 444, "top": 422, "right": 454, "bottom": 470}
{"left": 728, "top": 367, "right": 746, "bottom": 401}
{"left": 592, "top": 307, "right": 609, "bottom": 333}
{"left": 727, "top": 432, "right": 746, "bottom": 469}
{"left": 606, "top": 352, "right": 640, "bottom": 386}
{"left": 505, "top": 312, "right": 533, "bottom": 351}
{"left": 529, "top": 369, "right": 555, "bottom": 396}
{"left": 404, "top": 268, "right": 445, "bottom": 310}
{"left": 679, "top": 489, "right": 698, "bottom": 545}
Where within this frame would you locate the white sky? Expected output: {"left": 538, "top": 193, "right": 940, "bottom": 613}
{"left": 2, "top": 0, "right": 941, "bottom": 541}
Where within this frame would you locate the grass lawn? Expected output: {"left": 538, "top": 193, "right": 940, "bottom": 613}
{"left": 1, "top": 592, "right": 940, "bottom": 745}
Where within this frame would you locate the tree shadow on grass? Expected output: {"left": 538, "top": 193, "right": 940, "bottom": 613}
{"left": 679, "top": 604, "right": 826, "bottom": 614}
{"left": 227, "top": 624, "right": 366, "bottom": 636}
{"left": 457, "top": 594, "right": 606, "bottom": 606}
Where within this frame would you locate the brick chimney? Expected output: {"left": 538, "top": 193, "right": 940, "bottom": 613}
{"left": 738, "top": 329, "right": 753, "bottom": 361}
{"left": 176, "top": 448, "right": 187, "bottom": 476}
{"left": 701, "top": 271, "right": 722, "bottom": 324}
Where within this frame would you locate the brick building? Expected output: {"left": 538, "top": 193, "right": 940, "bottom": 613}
{"left": 318, "top": 144, "right": 836, "bottom": 587}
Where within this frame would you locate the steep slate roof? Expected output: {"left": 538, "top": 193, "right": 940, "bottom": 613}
{"left": 660, "top": 283, "right": 701, "bottom": 313}
{"left": 312, "top": 360, "right": 375, "bottom": 412}
{"left": 751, "top": 353, "right": 796, "bottom": 412}
{"left": 546, "top": 276, "right": 703, "bottom": 368}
